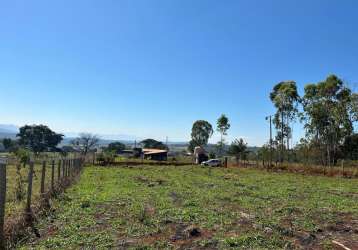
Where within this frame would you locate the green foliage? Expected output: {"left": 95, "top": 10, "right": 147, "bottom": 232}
{"left": 187, "top": 139, "right": 198, "bottom": 153}
{"left": 342, "top": 133, "right": 358, "bottom": 160}
{"left": 14, "top": 163, "right": 25, "bottom": 201}
{"left": 270, "top": 81, "right": 300, "bottom": 161}
{"left": 302, "top": 75, "right": 357, "bottom": 165}
{"left": 208, "top": 152, "right": 216, "bottom": 159}
{"left": 228, "top": 138, "right": 247, "bottom": 162}
{"left": 216, "top": 114, "right": 230, "bottom": 156}
{"left": 14, "top": 148, "right": 31, "bottom": 166}
{"left": 97, "top": 149, "right": 116, "bottom": 165}
{"left": 107, "top": 141, "right": 126, "bottom": 153}
{"left": 140, "top": 139, "right": 167, "bottom": 150}
{"left": 216, "top": 114, "right": 230, "bottom": 136}
{"left": 2, "top": 138, "right": 17, "bottom": 152}
{"left": 190, "top": 120, "right": 213, "bottom": 148}
{"left": 17, "top": 125, "right": 63, "bottom": 154}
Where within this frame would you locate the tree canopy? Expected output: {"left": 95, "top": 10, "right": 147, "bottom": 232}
{"left": 140, "top": 139, "right": 167, "bottom": 150}
{"left": 228, "top": 138, "right": 247, "bottom": 162}
{"left": 302, "top": 75, "right": 357, "bottom": 165}
{"left": 190, "top": 120, "right": 213, "bottom": 150}
{"left": 17, "top": 125, "right": 63, "bottom": 154}
{"left": 107, "top": 142, "right": 126, "bottom": 153}
{"left": 71, "top": 133, "right": 99, "bottom": 155}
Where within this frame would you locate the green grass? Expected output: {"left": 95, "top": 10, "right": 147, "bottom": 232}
{"left": 19, "top": 165, "right": 358, "bottom": 249}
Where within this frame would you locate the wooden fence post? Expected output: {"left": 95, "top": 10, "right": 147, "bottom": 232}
{"left": 40, "top": 161, "right": 46, "bottom": 196}
{"left": 62, "top": 159, "right": 65, "bottom": 180}
{"left": 0, "top": 158, "right": 7, "bottom": 250}
{"left": 66, "top": 159, "right": 69, "bottom": 178}
{"left": 26, "top": 162, "right": 34, "bottom": 215}
{"left": 58, "top": 160, "right": 61, "bottom": 182}
{"left": 51, "top": 160, "right": 55, "bottom": 191}
{"left": 70, "top": 159, "right": 72, "bottom": 176}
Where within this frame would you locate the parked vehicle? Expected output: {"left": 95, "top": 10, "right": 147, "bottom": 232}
{"left": 201, "top": 159, "right": 222, "bottom": 167}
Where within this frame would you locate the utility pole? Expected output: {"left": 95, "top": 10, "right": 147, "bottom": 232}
{"left": 265, "top": 115, "right": 273, "bottom": 167}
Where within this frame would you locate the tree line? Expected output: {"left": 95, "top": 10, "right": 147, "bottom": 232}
{"left": 268, "top": 74, "right": 357, "bottom": 166}
{"left": 187, "top": 74, "right": 358, "bottom": 166}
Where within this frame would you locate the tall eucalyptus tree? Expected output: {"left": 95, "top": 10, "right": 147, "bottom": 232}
{"left": 270, "top": 81, "right": 300, "bottom": 162}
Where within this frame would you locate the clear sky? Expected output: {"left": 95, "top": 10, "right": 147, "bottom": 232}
{"left": 1, "top": 0, "right": 357, "bottom": 146}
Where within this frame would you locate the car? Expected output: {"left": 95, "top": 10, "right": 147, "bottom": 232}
{"left": 201, "top": 159, "right": 222, "bottom": 167}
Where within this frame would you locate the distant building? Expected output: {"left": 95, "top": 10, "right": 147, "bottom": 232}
{"left": 143, "top": 148, "right": 168, "bottom": 161}
{"left": 118, "top": 148, "right": 168, "bottom": 161}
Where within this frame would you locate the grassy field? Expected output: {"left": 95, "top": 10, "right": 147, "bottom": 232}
{"left": 19, "top": 165, "right": 358, "bottom": 249}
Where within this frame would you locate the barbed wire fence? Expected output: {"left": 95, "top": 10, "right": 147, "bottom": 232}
{"left": 0, "top": 155, "right": 85, "bottom": 249}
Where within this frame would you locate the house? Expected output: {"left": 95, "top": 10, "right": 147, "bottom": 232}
{"left": 143, "top": 148, "right": 168, "bottom": 161}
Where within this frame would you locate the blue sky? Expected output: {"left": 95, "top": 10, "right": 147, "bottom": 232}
{"left": 0, "top": 0, "right": 357, "bottom": 146}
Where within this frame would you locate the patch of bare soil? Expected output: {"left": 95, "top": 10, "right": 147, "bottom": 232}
{"left": 276, "top": 213, "right": 358, "bottom": 249}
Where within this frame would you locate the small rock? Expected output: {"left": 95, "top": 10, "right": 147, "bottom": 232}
{"left": 240, "top": 212, "right": 254, "bottom": 220}
{"left": 264, "top": 227, "right": 273, "bottom": 234}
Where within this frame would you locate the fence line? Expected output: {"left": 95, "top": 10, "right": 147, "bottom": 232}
{"left": 0, "top": 159, "right": 7, "bottom": 250}
{"left": 0, "top": 156, "right": 84, "bottom": 249}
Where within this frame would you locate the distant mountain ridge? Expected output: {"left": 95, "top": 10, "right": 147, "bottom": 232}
{"left": 0, "top": 124, "right": 18, "bottom": 139}
{"left": 0, "top": 124, "right": 18, "bottom": 133}
{"left": 0, "top": 124, "right": 260, "bottom": 150}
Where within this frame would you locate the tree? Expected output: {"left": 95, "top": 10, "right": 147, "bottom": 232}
{"left": 107, "top": 142, "right": 126, "bottom": 153}
{"left": 14, "top": 148, "right": 31, "bottom": 167}
{"left": 187, "top": 139, "right": 198, "bottom": 153}
{"left": 71, "top": 133, "right": 100, "bottom": 155}
{"left": 270, "top": 81, "right": 300, "bottom": 162}
{"left": 190, "top": 120, "right": 213, "bottom": 148}
{"left": 216, "top": 114, "right": 230, "bottom": 156}
{"left": 140, "top": 139, "right": 167, "bottom": 150}
{"left": 342, "top": 133, "right": 358, "bottom": 160}
{"left": 97, "top": 148, "right": 116, "bottom": 165}
{"left": 2, "top": 138, "right": 18, "bottom": 152}
{"left": 302, "top": 75, "right": 357, "bottom": 166}
{"left": 228, "top": 138, "right": 247, "bottom": 163}
{"left": 17, "top": 125, "right": 63, "bottom": 155}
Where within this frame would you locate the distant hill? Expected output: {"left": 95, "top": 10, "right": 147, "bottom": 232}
{"left": 0, "top": 124, "right": 18, "bottom": 139}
